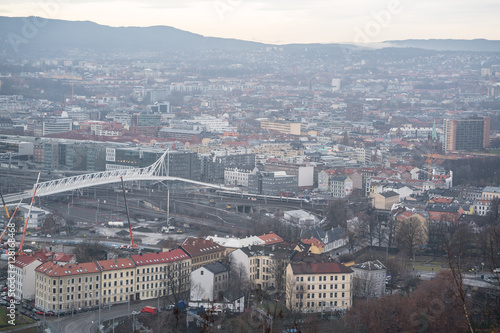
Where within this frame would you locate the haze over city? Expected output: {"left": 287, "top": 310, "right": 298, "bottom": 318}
{"left": 1, "top": 0, "right": 500, "bottom": 44}
{"left": 1, "top": 0, "right": 500, "bottom": 332}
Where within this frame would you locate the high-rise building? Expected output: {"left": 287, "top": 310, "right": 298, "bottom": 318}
{"left": 443, "top": 117, "right": 490, "bottom": 153}
{"left": 346, "top": 104, "right": 363, "bottom": 121}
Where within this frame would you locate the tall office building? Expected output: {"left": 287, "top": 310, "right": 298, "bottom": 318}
{"left": 346, "top": 103, "right": 363, "bottom": 121}
{"left": 443, "top": 117, "right": 490, "bottom": 153}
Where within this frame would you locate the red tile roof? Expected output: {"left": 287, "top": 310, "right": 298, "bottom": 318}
{"left": 180, "top": 238, "right": 225, "bottom": 258}
{"left": 52, "top": 253, "right": 75, "bottom": 263}
{"left": 13, "top": 255, "right": 41, "bottom": 269}
{"left": 301, "top": 238, "right": 324, "bottom": 248}
{"left": 258, "top": 232, "right": 284, "bottom": 245}
{"left": 131, "top": 249, "right": 190, "bottom": 266}
{"left": 290, "top": 262, "right": 352, "bottom": 275}
{"left": 97, "top": 258, "right": 135, "bottom": 271}
{"left": 36, "top": 261, "right": 100, "bottom": 277}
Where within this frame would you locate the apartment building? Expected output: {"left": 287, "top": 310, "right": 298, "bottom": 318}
{"left": 259, "top": 119, "right": 301, "bottom": 135}
{"left": 190, "top": 262, "right": 230, "bottom": 301}
{"left": 35, "top": 262, "right": 101, "bottom": 312}
{"left": 12, "top": 255, "right": 42, "bottom": 301}
{"left": 180, "top": 238, "right": 226, "bottom": 271}
{"left": 97, "top": 258, "right": 136, "bottom": 304}
{"left": 443, "top": 117, "right": 490, "bottom": 153}
{"left": 286, "top": 262, "right": 353, "bottom": 313}
{"left": 230, "top": 246, "right": 290, "bottom": 291}
{"left": 131, "top": 249, "right": 191, "bottom": 301}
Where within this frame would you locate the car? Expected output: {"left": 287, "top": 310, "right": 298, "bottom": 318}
{"left": 131, "top": 310, "right": 140, "bottom": 315}
{"left": 46, "top": 311, "right": 55, "bottom": 316}
{"left": 31, "top": 316, "right": 40, "bottom": 321}
{"left": 1, "top": 292, "right": 7, "bottom": 296}
{"left": 46, "top": 234, "right": 52, "bottom": 238}
{"left": 35, "top": 310, "right": 45, "bottom": 315}
{"left": 165, "top": 304, "right": 175, "bottom": 310}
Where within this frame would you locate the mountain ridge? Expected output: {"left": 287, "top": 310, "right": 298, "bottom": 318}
{"left": 0, "top": 16, "right": 499, "bottom": 57}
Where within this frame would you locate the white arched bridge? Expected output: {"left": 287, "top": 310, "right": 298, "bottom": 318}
{"left": 3, "top": 150, "right": 237, "bottom": 204}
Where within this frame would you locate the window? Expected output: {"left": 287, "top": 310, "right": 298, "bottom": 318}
{"left": 342, "top": 284, "right": 345, "bottom": 289}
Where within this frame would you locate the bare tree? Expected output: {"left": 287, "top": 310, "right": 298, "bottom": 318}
{"left": 161, "top": 260, "right": 190, "bottom": 308}
{"left": 443, "top": 226, "right": 475, "bottom": 333}
{"left": 395, "top": 216, "right": 428, "bottom": 258}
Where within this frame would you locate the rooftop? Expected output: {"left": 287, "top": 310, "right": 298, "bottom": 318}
{"left": 290, "top": 261, "right": 352, "bottom": 275}
{"left": 131, "top": 249, "right": 189, "bottom": 266}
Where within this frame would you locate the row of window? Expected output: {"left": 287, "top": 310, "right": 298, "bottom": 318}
{"left": 297, "top": 283, "right": 348, "bottom": 291}
{"left": 295, "top": 300, "right": 349, "bottom": 308}
{"left": 296, "top": 275, "right": 348, "bottom": 282}
{"left": 297, "top": 292, "right": 348, "bottom": 299}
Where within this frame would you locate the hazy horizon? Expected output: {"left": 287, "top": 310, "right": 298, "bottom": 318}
{"left": 0, "top": 0, "right": 499, "bottom": 45}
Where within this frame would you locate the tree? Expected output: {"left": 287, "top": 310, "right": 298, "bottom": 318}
{"left": 353, "top": 273, "right": 381, "bottom": 299}
{"left": 443, "top": 226, "right": 476, "bottom": 333}
{"left": 358, "top": 209, "right": 378, "bottom": 246}
{"left": 412, "top": 271, "right": 469, "bottom": 332}
{"left": 395, "top": 216, "right": 428, "bottom": 258}
{"left": 269, "top": 254, "right": 288, "bottom": 301}
{"left": 161, "top": 259, "right": 190, "bottom": 309}
{"left": 324, "top": 201, "right": 347, "bottom": 230}
{"left": 42, "top": 213, "right": 63, "bottom": 234}
{"left": 73, "top": 239, "right": 107, "bottom": 262}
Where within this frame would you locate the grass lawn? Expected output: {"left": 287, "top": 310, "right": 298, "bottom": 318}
{"left": 0, "top": 306, "right": 35, "bottom": 331}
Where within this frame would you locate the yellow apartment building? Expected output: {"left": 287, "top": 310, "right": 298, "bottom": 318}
{"left": 131, "top": 249, "right": 191, "bottom": 301}
{"left": 35, "top": 261, "right": 101, "bottom": 313}
{"left": 97, "top": 258, "right": 136, "bottom": 304}
{"left": 286, "top": 261, "right": 353, "bottom": 313}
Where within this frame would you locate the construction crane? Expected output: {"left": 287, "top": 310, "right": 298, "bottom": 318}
{"left": 17, "top": 172, "right": 41, "bottom": 255}
{"left": 120, "top": 176, "right": 137, "bottom": 249}
{"left": 0, "top": 198, "right": 23, "bottom": 244}
{"left": 1, "top": 192, "right": 11, "bottom": 219}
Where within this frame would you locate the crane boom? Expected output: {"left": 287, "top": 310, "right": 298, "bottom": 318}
{"left": 0, "top": 198, "right": 23, "bottom": 243}
{"left": 120, "top": 176, "right": 137, "bottom": 248}
{"left": 1, "top": 192, "right": 10, "bottom": 219}
{"left": 17, "top": 172, "right": 41, "bottom": 255}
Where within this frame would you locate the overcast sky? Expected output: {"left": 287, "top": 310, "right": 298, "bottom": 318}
{"left": 1, "top": 0, "right": 499, "bottom": 44}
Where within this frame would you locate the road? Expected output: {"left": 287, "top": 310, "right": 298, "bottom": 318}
{"left": 45, "top": 299, "right": 161, "bottom": 333}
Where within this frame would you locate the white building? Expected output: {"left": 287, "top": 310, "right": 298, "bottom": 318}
{"left": 188, "top": 292, "right": 245, "bottom": 314}
{"left": 283, "top": 210, "right": 318, "bottom": 227}
{"left": 206, "top": 235, "right": 265, "bottom": 249}
{"left": 12, "top": 255, "right": 43, "bottom": 300}
{"left": 351, "top": 260, "right": 386, "bottom": 298}
{"left": 474, "top": 199, "right": 492, "bottom": 216}
{"left": 185, "top": 115, "right": 236, "bottom": 133}
{"left": 330, "top": 175, "right": 353, "bottom": 198}
{"left": 19, "top": 204, "right": 49, "bottom": 230}
{"left": 190, "top": 262, "right": 229, "bottom": 302}
{"left": 224, "top": 166, "right": 255, "bottom": 187}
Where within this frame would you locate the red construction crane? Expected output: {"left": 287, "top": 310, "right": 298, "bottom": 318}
{"left": 17, "top": 172, "right": 41, "bottom": 255}
{"left": 0, "top": 197, "right": 22, "bottom": 244}
{"left": 120, "top": 176, "right": 137, "bottom": 248}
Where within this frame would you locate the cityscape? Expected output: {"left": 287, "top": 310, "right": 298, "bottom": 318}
{"left": 0, "top": 5, "right": 499, "bottom": 333}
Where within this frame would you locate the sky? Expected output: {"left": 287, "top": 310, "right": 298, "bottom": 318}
{"left": 0, "top": 0, "right": 499, "bottom": 44}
